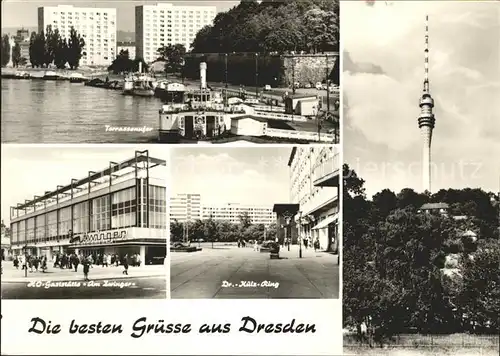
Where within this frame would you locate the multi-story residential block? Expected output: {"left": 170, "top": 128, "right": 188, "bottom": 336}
{"left": 288, "top": 146, "right": 340, "bottom": 252}
{"left": 135, "top": 3, "right": 216, "bottom": 64}
{"left": 117, "top": 41, "right": 136, "bottom": 60}
{"left": 202, "top": 203, "right": 275, "bottom": 225}
{"left": 169, "top": 193, "right": 202, "bottom": 223}
{"left": 38, "top": 5, "right": 117, "bottom": 66}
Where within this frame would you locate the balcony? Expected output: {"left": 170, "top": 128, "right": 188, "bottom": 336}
{"left": 313, "top": 154, "right": 340, "bottom": 187}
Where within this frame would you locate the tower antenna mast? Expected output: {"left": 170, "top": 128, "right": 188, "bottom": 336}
{"left": 418, "top": 15, "right": 436, "bottom": 193}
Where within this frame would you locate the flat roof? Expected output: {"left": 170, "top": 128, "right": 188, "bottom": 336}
{"left": 13, "top": 151, "right": 165, "bottom": 211}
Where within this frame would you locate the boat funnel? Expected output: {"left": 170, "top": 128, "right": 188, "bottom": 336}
{"left": 200, "top": 62, "right": 207, "bottom": 89}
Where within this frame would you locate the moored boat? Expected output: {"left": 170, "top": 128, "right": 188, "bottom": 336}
{"left": 154, "top": 81, "right": 186, "bottom": 103}
{"left": 43, "top": 71, "right": 59, "bottom": 80}
{"left": 123, "top": 73, "right": 157, "bottom": 97}
{"left": 69, "top": 72, "right": 87, "bottom": 83}
{"left": 15, "top": 71, "right": 30, "bottom": 79}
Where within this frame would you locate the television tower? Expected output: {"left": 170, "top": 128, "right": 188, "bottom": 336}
{"left": 418, "top": 15, "right": 436, "bottom": 193}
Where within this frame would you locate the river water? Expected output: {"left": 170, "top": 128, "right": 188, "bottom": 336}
{"left": 1, "top": 79, "right": 162, "bottom": 143}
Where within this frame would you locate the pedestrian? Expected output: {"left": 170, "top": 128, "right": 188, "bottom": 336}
{"left": 314, "top": 238, "right": 320, "bottom": 252}
{"left": 122, "top": 254, "right": 129, "bottom": 275}
{"left": 106, "top": 254, "right": 112, "bottom": 267}
{"left": 83, "top": 257, "right": 90, "bottom": 281}
{"left": 304, "top": 237, "right": 309, "bottom": 249}
{"left": 13, "top": 256, "right": 19, "bottom": 269}
{"left": 33, "top": 257, "right": 39, "bottom": 272}
{"left": 136, "top": 253, "right": 141, "bottom": 267}
{"left": 115, "top": 254, "right": 119, "bottom": 267}
{"left": 41, "top": 256, "right": 47, "bottom": 272}
{"left": 253, "top": 240, "right": 258, "bottom": 251}
{"left": 102, "top": 253, "right": 108, "bottom": 267}
{"left": 73, "top": 254, "right": 80, "bottom": 272}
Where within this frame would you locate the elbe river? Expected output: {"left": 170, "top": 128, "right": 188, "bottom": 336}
{"left": 1, "top": 79, "right": 162, "bottom": 143}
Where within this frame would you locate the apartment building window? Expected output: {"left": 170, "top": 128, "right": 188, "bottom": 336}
{"left": 47, "top": 211, "right": 57, "bottom": 240}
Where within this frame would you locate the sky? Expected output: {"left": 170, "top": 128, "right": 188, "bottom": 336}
{"left": 343, "top": 1, "right": 500, "bottom": 199}
{"left": 1, "top": 145, "right": 168, "bottom": 225}
{"left": 0, "top": 0, "right": 239, "bottom": 31}
{"left": 170, "top": 147, "right": 291, "bottom": 207}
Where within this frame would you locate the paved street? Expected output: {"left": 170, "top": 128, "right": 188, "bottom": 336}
{"left": 1, "top": 275, "right": 166, "bottom": 299}
{"left": 170, "top": 245, "right": 339, "bottom": 299}
{"left": 1, "top": 263, "right": 167, "bottom": 299}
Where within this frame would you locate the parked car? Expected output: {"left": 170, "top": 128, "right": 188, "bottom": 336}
{"left": 321, "top": 83, "right": 328, "bottom": 90}
{"left": 304, "top": 83, "right": 312, "bottom": 89}
{"left": 264, "top": 84, "right": 272, "bottom": 91}
{"left": 259, "top": 240, "right": 276, "bottom": 252}
{"left": 315, "top": 82, "right": 322, "bottom": 90}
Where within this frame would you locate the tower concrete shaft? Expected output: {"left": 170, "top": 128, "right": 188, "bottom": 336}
{"left": 418, "top": 15, "right": 435, "bottom": 193}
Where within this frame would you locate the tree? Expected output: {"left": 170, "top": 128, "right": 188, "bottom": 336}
{"left": 1, "top": 35, "right": 11, "bottom": 67}
{"left": 190, "top": 0, "right": 339, "bottom": 54}
{"left": 397, "top": 188, "right": 429, "bottom": 210}
{"left": 29, "top": 31, "right": 44, "bottom": 68}
{"left": 108, "top": 50, "right": 134, "bottom": 74}
{"left": 170, "top": 219, "right": 184, "bottom": 242}
{"left": 11, "top": 42, "right": 21, "bottom": 67}
{"left": 238, "top": 212, "right": 252, "bottom": 231}
{"left": 67, "top": 27, "right": 85, "bottom": 69}
{"left": 54, "top": 37, "right": 68, "bottom": 69}
{"left": 455, "top": 239, "right": 500, "bottom": 333}
{"left": 157, "top": 44, "right": 186, "bottom": 75}
{"left": 372, "top": 189, "right": 398, "bottom": 219}
{"left": 44, "top": 25, "right": 58, "bottom": 67}
{"left": 204, "top": 216, "right": 218, "bottom": 248}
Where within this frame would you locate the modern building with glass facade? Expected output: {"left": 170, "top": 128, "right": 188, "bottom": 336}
{"left": 288, "top": 146, "right": 340, "bottom": 252}
{"left": 9, "top": 151, "right": 167, "bottom": 264}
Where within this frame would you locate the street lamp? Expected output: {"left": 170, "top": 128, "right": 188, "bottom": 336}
{"left": 298, "top": 211, "right": 303, "bottom": 259}
{"left": 282, "top": 210, "right": 293, "bottom": 251}
{"left": 255, "top": 53, "right": 259, "bottom": 98}
{"left": 292, "top": 57, "right": 296, "bottom": 95}
{"left": 325, "top": 54, "right": 330, "bottom": 113}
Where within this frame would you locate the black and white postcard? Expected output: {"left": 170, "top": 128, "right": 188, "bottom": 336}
{"left": 342, "top": 1, "right": 499, "bottom": 355}
{"left": 1, "top": 145, "right": 168, "bottom": 299}
{"left": 169, "top": 146, "right": 340, "bottom": 299}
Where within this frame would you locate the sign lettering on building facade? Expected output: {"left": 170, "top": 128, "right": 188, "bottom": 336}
{"left": 73, "top": 230, "right": 128, "bottom": 245}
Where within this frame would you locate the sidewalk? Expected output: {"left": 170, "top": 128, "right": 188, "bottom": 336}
{"left": 1, "top": 263, "right": 166, "bottom": 283}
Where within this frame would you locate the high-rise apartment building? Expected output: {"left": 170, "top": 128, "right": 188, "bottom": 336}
{"left": 202, "top": 203, "right": 275, "bottom": 226}
{"left": 169, "top": 193, "right": 202, "bottom": 223}
{"left": 38, "top": 5, "right": 117, "bottom": 66}
{"left": 135, "top": 3, "right": 216, "bottom": 64}
{"left": 288, "top": 146, "right": 340, "bottom": 252}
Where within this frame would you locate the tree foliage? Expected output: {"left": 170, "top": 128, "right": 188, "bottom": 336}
{"left": 190, "top": 0, "right": 339, "bottom": 54}
{"left": 11, "top": 42, "right": 21, "bottom": 67}
{"left": 343, "top": 164, "right": 499, "bottom": 338}
{"left": 27, "top": 26, "right": 85, "bottom": 69}
{"left": 157, "top": 44, "right": 186, "bottom": 74}
{"left": 169, "top": 216, "right": 276, "bottom": 244}
{"left": 107, "top": 50, "right": 149, "bottom": 74}
{"left": 1, "top": 34, "right": 11, "bottom": 67}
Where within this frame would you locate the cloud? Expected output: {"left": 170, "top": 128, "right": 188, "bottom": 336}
{"left": 343, "top": 51, "right": 385, "bottom": 75}
{"left": 343, "top": 1, "right": 500, "bottom": 194}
